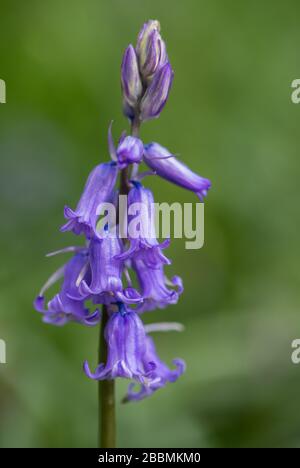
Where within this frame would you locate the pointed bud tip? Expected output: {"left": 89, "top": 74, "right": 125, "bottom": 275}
{"left": 121, "top": 44, "right": 142, "bottom": 110}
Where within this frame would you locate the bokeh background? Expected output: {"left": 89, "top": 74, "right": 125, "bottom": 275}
{"left": 1, "top": 0, "right": 300, "bottom": 448}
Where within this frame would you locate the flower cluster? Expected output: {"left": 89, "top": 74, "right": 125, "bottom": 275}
{"left": 34, "top": 20, "right": 211, "bottom": 401}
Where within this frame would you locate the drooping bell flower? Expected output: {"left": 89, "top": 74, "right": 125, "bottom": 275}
{"left": 125, "top": 334, "right": 186, "bottom": 402}
{"left": 116, "top": 182, "right": 170, "bottom": 266}
{"left": 143, "top": 143, "right": 211, "bottom": 201}
{"left": 34, "top": 250, "right": 100, "bottom": 326}
{"left": 61, "top": 162, "right": 118, "bottom": 238}
{"left": 84, "top": 306, "right": 154, "bottom": 382}
{"left": 78, "top": 234, "right": 141, "bottom": 305}
{"left": 132, "top": 252, "right": 183, "bottom": 312}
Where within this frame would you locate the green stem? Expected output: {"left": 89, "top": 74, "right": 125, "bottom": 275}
{"left": 98, "top": 116, "right": 141, "bottom": 448}
{"left": 131, "top": 116, "right": 141, "bottom": 137}
{"left": 98, "top": 306, "right": 116, "bottom": 448}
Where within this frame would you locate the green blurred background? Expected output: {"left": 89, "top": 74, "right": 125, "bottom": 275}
{"left": 1, "top": 0, "right": 300, "bottom": 448}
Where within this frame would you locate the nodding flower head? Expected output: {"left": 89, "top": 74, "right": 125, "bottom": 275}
{"left": 83, "top": 308, "right": 155, "bottom": 382}
{"left": 61, "top": 162, "right": 118, "bottom": 238}
{"left": 78, "top": 235, "right": 142, "bottom": 305}
{"left": 84, "top": 307, "right": 185, "bottom": 402}
{"left": 143, "top": 142, "right": 211, "bottom": 201}
{"left": 34, "top": 250, "right": 100, "bottom": 326}
{"left": 116, "top": 183, "right": 170, "bottom": 264}
{"left": 34, "top": 19, "right": 210, "bottom": 405}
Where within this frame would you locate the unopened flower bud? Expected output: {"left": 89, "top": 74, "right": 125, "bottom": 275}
{"left": 140, "top": 62, "right": 173, "bottom": 121}
{"left": 117, "top": 136, "right": 144, "bottom": 169}
{"left": 136, "top": 20, "right": 161, "bottom": 62}
{"left": 122, "top": 99, "right": 135, "bottom": 121}
{"left": 121, "top": 45, "right": 143, "bottom": 109}
{"left": 139, "top": 29, "right": 167, "bottom": 81}
{"left": 143, "top": 143, "right": 211, "bottom": 201}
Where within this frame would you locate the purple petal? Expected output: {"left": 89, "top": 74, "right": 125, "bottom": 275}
{"left": 139, "top": 29, "right": 168, "bottom": 80}
{"left": 84, "top": 310, "right": 151, "bottom": 382}
{"left": 144, "top": 143, "right": 211, "bottom": 200}
{"left": 121, "top": 45, "right": 142, "bottom": 108}
{"left": 79, "top": 236, "right": 141, "bottom": 304}
{"left": 34, "top": 252, "right": 100, "bottom": 327}
{"left": 125, "top": 335, "right": 186, "bottom": 402}
{"left": 140, "top": 62, "right": 173, "bottom": 121}
{"left": 117, "top": 136, "right": 144, "bottom": 169}
{"left": 132, "top": 254, "right": 183, "bottom": 313}
{"left": 60, "top": 162, "right": 118, "bottom": 238}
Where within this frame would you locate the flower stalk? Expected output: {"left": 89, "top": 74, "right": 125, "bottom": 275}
{"left": 98, "top": 117, "right": 139, "bottom": 448}
{"left": 98, "top": 306, "right": 116, "bottom": 448}
{"left": 34, "top": 18, "right": 211, "bottom": 449}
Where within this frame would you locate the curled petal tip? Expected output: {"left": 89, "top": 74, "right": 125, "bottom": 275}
{"left": 83, "top": 309, "right": 101, "bottom": 326}
{"left": 34, "top": 295, "right": 46, "bottom": 313}
{"left": 172, "top": 358, "right": 186, "bottom": 376}
{"left": 83, "top": 360, "right": 94, "bottom": 379}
